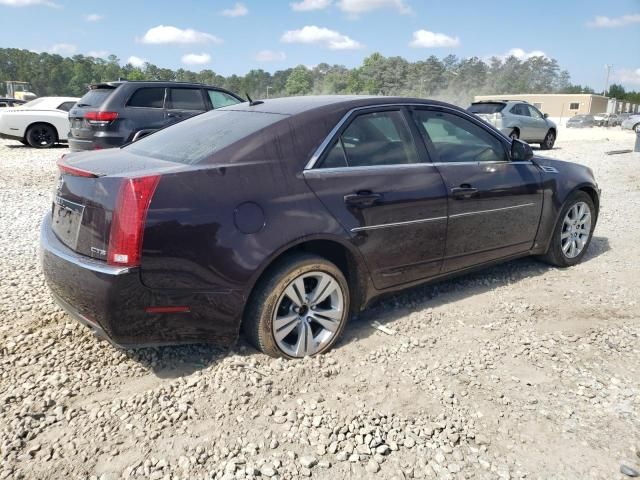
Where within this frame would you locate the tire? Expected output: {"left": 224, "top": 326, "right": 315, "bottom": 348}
{"left": 26, "top": 123, "right": 57, "bottom": 148}
{"left": 634, "top": 123, "right": 640, "bottom": 133}
{"left": 539, "top": 191, "right": 596, "bottom": 268}
{"left": 540, "top": 129, "right": 556, "bottom": 150}
{"left": 19, "top": 140, "right": 28, "bottom": 145}
{"left": 243, "top": 253, "right": 350, "bottom": 358}
{"left": 509, "top": 129, "right": 520, "bottom": 140}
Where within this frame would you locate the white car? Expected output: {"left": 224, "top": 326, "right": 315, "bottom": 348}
{"left": 0, "top": 96, "right": 78, "bottom": 148}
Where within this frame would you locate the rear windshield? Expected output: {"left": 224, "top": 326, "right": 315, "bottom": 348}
{"left": 468, "top": 103, "right": 505, "bottom": 114}
{"left": 125, "top": 109, "right": 287, "bottom": 165}
{"left": 77, "top": 88, "right": 114, "bottom": 108}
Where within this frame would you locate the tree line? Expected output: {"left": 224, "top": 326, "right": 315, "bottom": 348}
{"left": 1, "top": 47, "right": 637, "bottom": 107}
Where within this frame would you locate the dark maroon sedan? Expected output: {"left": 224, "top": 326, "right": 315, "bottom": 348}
{"left": 41, "top": 96, "right": 600, "bottom": 358}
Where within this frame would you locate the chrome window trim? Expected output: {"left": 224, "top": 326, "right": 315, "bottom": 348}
{"left": 351, "top": 216, "right": 447, "bottom": 233}
{"left": 449, "top": 203, "right": 536, "bottom": 219}
{"left": 304, "top": 102, "right": 514, "bottom": 170}
{"left": 303, "top": 162, "right": 437, "bottom": 176}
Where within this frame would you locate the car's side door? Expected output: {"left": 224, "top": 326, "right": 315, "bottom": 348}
{"left": 165, "top": 87, "right": 207, "bottom": 124}
{"left": 303, "top": 107, "right": 448, "bottom": 290}
{"left": 125, "top": 87, "right": 167, "bottom": 135}
{"left": 410, "top": 107, "right": 543, "bottom": 273}
{"left": 509, "top": 103, "right": 533, "bottom": 139}
{"left": 526, "top": 104, "right": 548, "bottom": 140}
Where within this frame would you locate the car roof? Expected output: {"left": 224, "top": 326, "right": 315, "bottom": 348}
{"left": 221, "top": 95, "right": 454, "bottom": 116}
{"left": 472, "top": 99, "right": 529, "bottom": 104}
{"left": 89, "top": 80, "right": 235, "bottom": 89}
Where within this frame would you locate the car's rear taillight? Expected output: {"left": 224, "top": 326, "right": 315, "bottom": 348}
{"left": 107, "top": 175, "right": 160, "bottom": 267}
{"left": 85, "top": 111, "right": 118, "bottom": 125}
{"left": 56, "top": 157, "right": 98, "bottom": 178}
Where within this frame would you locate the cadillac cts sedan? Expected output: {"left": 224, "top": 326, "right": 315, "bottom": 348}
{"left": 41, "top": 96, "right": 600, "bottom": 358}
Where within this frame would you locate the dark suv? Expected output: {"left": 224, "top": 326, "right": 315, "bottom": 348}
{"left": 67, "top": 81, "right": 242, "bottom": 151}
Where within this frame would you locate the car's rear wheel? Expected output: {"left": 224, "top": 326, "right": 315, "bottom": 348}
{"left": 539, "top": 191, "right": 595, "bottom": 267}
{"left": 509, "top": 129, "right": 520, "bottom": 140}
{"left": 26, "top": 123, "right": 57, "bottom": 148}
{"left": 540, "top": 129, "right": 556, "bottom": 150}
{"left": 634, "top": 123, "right": 640, "bottom": 133}
{"left": 243, "top": 254, "right": 350, "bottom": 358}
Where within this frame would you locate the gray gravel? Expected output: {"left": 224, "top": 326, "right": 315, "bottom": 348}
{"left": 0, "top": 128, "right": 639, "bottom": 480}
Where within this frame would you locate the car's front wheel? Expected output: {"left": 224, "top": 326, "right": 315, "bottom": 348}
{"left": 26, "top": 123, "right": 57, "bottom": 148}
{"left": 539, "top": 191, "right": 596, "bottom": 267}
{"left": 540, "top": 129, "right": 556, "bottom": 150}
{"left": 243, "top": 254, "right": 350, "bottom": 358}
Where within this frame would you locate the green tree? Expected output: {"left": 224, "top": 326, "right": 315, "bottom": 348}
{"left": 285, "top": 65, "right": 312, "bottom": 95}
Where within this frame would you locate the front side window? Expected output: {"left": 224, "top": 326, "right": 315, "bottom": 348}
{"left": 127, "top": 88, "right": 165, "bottom": 108}
{"left": 319, "top": 110, "right": 419, "bottom": 168}
{"left": 412, "top": 110, "right": 507, "bottom": 163}
{"left": 169, "top": 88, "right": 206, "bottom": 110}
{"left": 208, "top": 90, "right": 241, "bottom": 108}
{"left": 526, "top": 105, "right": 543, "bottom": 118}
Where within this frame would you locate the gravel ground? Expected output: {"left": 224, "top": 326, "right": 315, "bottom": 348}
{"left": 0, "top": 127, "right": 639, "bottom": 480}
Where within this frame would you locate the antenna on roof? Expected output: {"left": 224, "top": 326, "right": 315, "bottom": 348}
{"left": 246, "top": 92, "right": 264, "bottom": 107}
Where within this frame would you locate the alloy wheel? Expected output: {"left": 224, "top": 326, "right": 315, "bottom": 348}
{"left": 272, "top": 271, "right": 344, "bottom": 358}
{"left": 561, "top": 201, "right": 591, "bottom": 259}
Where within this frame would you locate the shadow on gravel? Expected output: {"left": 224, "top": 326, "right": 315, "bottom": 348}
{"left": 338, "top": 235, "right": 610, "bottom": 347}
{"left": 5, "top": 143, "right": 68, "bottom": 149}
{"left": 118, "top": 236, "right": 610, "bottom": 377}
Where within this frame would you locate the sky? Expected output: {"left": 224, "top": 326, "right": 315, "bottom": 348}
{"left": 1, "top": 0, "right": 639, "bottom": 90}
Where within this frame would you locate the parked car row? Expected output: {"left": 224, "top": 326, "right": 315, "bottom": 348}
{"left": 0, "top": 80, "right": 243, "bottom": 149}
{"left": 41, "top": 95, "right": 601, "bottom": 357}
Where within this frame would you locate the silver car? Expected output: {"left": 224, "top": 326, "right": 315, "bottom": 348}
{"left": 621, "top": 114, "right": 640, "bottom": 132}
{"left": 468, "top": 100, "right": 557, "bottom": 149}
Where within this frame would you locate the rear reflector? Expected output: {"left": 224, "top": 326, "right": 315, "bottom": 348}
{"left": 145, "top": 306, "right": 191, "bottom": 314}
{"left": 57, "top": 158, "right": 98, "bottom": 178}
{"left": 85, "top": 111, "right": 118, "bottom": 125}
{"left": 107, "top": 175, "right": 160, "bottom": 267}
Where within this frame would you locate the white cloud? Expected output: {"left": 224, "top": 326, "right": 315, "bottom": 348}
{"left": 48, "top": 43, "right": 77, "bottom": 55}
{"left": 281, "top": 25, "right": 362, "bottom": 50}
{"left": 127, "top": 56, "right": 146, "bottom": 67}
{"left": 87, "top": 50, "right": 109, "bottom": 58}
{"left": 502, "top": 48, "right": 547, "bottom": 60}
{"left": 409, "top": 29, "right": 460, "bottom": 48}
{"left": 290, "top": 0, "right": 332, "bottom": 11}
{"left": 181, "top": 52, "right": 211, "bottom": 65}
{"left": 587, "top": 14, "right": 640, "bottom": 28}
{"left": 337, "top": 0, "right": 411, "bottom": 14}
{"left": 140, "top": 25, "right": 222, "bottom": 45}
{"left": 220, "top": 2, "right": 248, "bottom": 17}
{"left": 84, "top": 13, "right": 103, "bottom": 21}
{"left": 614, "top": 68, "right": 640, "bottom": 85}
{"left": 255, "top": 50, "right": 287, "bottom": 62}
{"left": 0, "top": 0, "right": 58, "bottom": 7}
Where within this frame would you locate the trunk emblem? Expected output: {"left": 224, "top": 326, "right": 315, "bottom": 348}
{"left": 90, "top": 247, "right": 106, "bottom": 257}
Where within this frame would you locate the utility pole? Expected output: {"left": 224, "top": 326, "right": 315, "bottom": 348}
{"left": 266, "top": 86, "right": 271, "bottom": 99}
{"left": 604, "top": 64, "right": 613, "bottom": 96}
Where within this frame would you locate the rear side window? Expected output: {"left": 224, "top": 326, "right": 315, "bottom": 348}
{"left": 319, "top": 110, "right": 419, "bottom": 168}
{"left": 125, "top": 110, "right": 286, "bottom": 165}
{"left": 169, "top": 88, "right": 206, "bottom": 110}
{"left": 510, "top": 104, "right": 530, "bottom": 116}
{"left": 468, "top": 103, "right": 505, "bottom": 114}
{"left": 57, "top": 101, "right": 76, "bottom": 112}
{"left": 208, "top": 90, "right": 241, "bottom": 108}
{"left": 78, "top": 88, "right": 114, "bottom": 108}
{"left": 127, "top": 88, "right": 165, "bottom": 108}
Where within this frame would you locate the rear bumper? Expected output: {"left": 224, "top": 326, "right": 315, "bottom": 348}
{"left": 40, "top": 215, "right": 243, "bottom": 348}
{"left": 68, "top": 134, "right": 125, "bottom": 152}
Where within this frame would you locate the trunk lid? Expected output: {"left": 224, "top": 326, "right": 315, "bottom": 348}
{"left": 52, "top": 149, "right": 182, "bottom": 261}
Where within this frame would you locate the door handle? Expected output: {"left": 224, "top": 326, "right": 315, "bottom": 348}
{"left": 167, "top": 112, "right": 181, "bottom": 118}
{"left": 344, "top": 191, "right": 383, "bottom": 207}
{"left": 451, "top": 186, "right": 478, "bottom": 198}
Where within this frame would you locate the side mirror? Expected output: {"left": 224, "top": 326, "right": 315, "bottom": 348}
{"left": 543, "top": 113, "right": 549, "bottom": 118}
{"left": 511, "top": 139, "right": 533, "bottom": 161}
